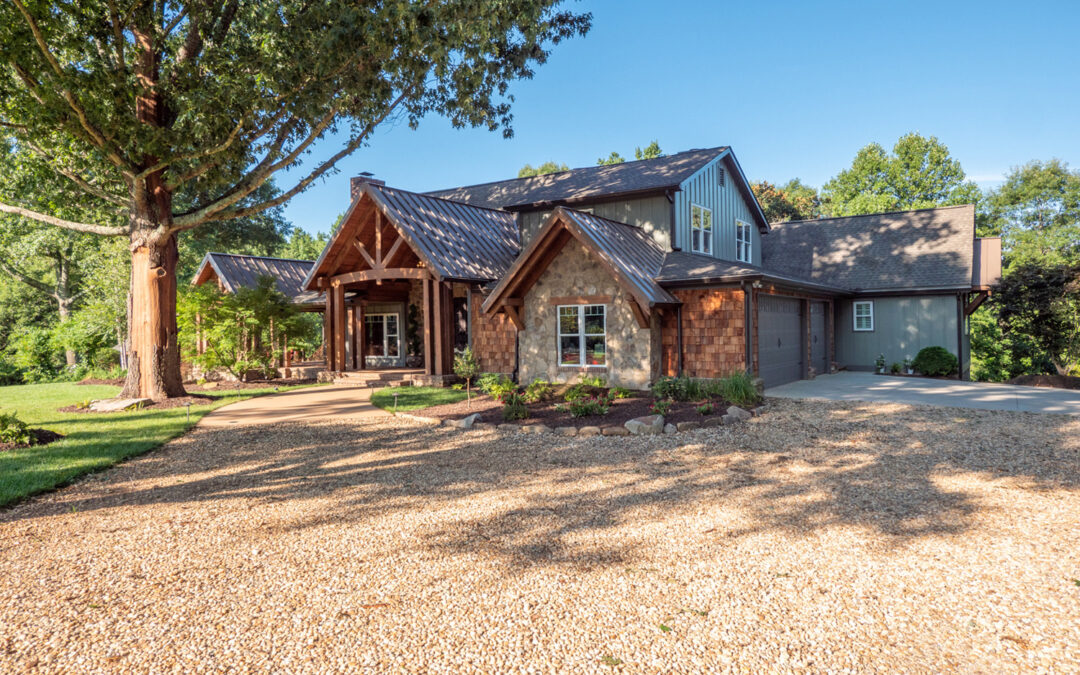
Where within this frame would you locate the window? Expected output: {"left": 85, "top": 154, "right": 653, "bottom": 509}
{"left": 853, "top": 301, "right": 874, "bottom": 331}
{"left": 558, "top": 304, "right": 606, "bottom": 367}
{"left": 365, "top": 313, "right": 400, "bottom": 356}
{"left": 691, "top": 204, "right": 713, "bottom": 254}
{"left": 736, "top": 220, "right": 752, "bottom": 263}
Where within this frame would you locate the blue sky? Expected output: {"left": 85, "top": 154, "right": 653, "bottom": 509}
{"left": 281, "top": 0, "right": 1080, "bottom": 234}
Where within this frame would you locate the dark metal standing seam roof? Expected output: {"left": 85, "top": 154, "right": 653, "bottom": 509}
{"left": 194, "top": 253, "right": 323, "bottom": 305}
{"left": 760, "top": 205, "right": 976, "bottom": 292}
{"left": 362, "top": 183, "right": 520, "bottom": 281}
{"left": 425, "top": 147, "right": 729, "bottom": 209}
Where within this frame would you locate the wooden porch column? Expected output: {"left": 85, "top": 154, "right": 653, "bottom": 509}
{"left": 433, "top": 279, "right": 446, "bottom": 375}
{"left": 323, "top": 291, "right": 335, "bottom": 372}
{"left": 346, "top": 305, "right": 356, "bottom": 371}
{"left": 422, "top": 276, "right": 433, "bottom": 375}
{"left": 357, "top": 302, "right": 367, "bottom": 371}
{"left": 333, "top": 283, "right": 346, "bottom": 372}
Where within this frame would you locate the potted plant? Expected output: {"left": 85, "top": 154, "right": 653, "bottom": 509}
{"left": 903, "top": 357, "right": 914, "bottom": 375}
{"left": 875, "top": 353, "right": 886, "bottom": 374}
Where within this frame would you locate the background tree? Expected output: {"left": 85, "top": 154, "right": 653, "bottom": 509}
{"left": 596, "top": 151, "right": 625, "bottom": 166}
{"left": 751, "top": 178, "right": 821, "bottom": 222}
{"left": 821, "top": 133, "right": 981, "bottom": 216}
{"left": 517, "top": 161, "right": 569, "bottom": 177}
{"left": 991, "top": 262, "right": 1080, "bottom": 376}
{"left": 0, "top": 0, "right": 590, "bottom": 400}
{"left": 276, "top": 227, "right": 331, "bottom": 261}
{"left": 634, "top": 140, "right": 663, "bottom": 160}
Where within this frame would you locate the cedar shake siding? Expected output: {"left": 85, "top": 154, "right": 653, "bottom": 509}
{"left": 470, "top": 293, "right": 517, "bottom": 375}
{"left": 661, "top": 288, "right": 747, "bottom": 378}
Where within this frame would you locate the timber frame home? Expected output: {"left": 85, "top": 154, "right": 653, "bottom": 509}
{"left": 199, "top": 146, "right": 1002, "bottom": 389}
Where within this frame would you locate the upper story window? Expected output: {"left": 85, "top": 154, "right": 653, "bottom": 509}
{"left": 558, "top": 304, "right": 607, "bottom": 367}
{"left": 736, "top": 220, "right": 752, "bottom": 263}
{"left": 853, "top": 300, "right": 874, "bottom": 331}
{"left": 691, "top": 204, "right": 713, "bottom": 254}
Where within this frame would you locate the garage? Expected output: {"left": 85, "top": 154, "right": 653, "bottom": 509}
{"left": 758, "top": 295, "right": 803, "bottom": 388}
{"left": 810, "top": 301, "right": 828, "bottom": 375}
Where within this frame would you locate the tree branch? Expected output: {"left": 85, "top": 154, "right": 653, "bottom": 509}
{"left": 0, "top": 201, "right": 127, "bottom": 236}
{"left": 0, "top": 260, "right": 53, "bottom": 296}
{"left": 24, "top": 141, "right": 128, "bottom": 207}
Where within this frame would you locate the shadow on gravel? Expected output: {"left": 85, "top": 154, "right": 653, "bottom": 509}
{"left": 4, "top": 400, "right": 1078, "bottom": 570}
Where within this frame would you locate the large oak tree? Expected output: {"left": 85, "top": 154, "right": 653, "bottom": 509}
{"left": 0, "top": 0, "right": 589, "bottom": 399}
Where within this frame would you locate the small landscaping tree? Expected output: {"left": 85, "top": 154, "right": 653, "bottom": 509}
{"left": 453, "top": 346, "right": 481, "bottom": 408}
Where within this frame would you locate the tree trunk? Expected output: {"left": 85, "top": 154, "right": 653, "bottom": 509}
{"left": 56, "top": 297, "right": 77, "bottom": 368}
{"left": 120, "top": 231, "right": 186, "bottom": 399}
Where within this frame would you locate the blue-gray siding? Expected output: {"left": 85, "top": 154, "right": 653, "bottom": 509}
{"left": 518, "top": 195, "right": 673, "bottom": 248}
{"left": 674, "top": 158, "right": 762, "bottom": 265}
{"left": 835, "top": 296, "right": 966, "bottom": 371}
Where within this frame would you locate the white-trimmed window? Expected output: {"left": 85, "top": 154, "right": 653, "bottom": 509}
{"left": 853, "top": 301, "right": 874, "bottom": 331}
{"left": 736, "top": 220, "right": 752, "bottom": 263}
{"left": 691, "top": 204, "right": 713, "bottom": 254}
{"left": 558, "top": 304, "right": 607, "bottom": 367}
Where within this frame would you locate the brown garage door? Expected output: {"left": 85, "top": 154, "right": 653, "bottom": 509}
{"left": 758, "top": 295, "right": 803, "bottom": 388}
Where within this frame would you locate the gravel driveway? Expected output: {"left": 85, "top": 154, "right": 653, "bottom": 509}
{"left": 1, "top": 399, "right": 1078, "bottom": 672}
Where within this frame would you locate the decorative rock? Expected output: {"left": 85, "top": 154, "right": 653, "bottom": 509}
{"left": 721, "top": 414, "right": 734, "bottom": 425}
{"left": 89, "top": 398, "right": 151, "bottom": 413}
{"left": 578, "top": 426, "right": 601, "bottom": 437}
{"left": 727, "top": 406, "right": 752, "bottom": 422}
{"left": 625, "top": 414, "right": 664, "bottom": 436}
{"left": 676, "top": 421, "right": 700, "bottom": 432}
{"left": 497, "top": 423, "right": 520, "bottom": 432}
{"left": 663, "top": 423, "right": 677, "bottom": 435}
{"left": 555, "top": 426, "right": 578, "bottom": 436}
{"left": 448, "top": 413, "right": 480, "bottom": 429}
{"left": 752, "top": 406, "right": 767, "bottom": 417}
{"left": 701, "top": 417, "right": 724, "bottom": 428}
{"left": 522, "top": 424, "right": 551, "bottom": 435}
{"left": 751, "top": 377, "right": 766, "bottom": 395}
{"left": 602, "top": 426, "right": 631, "bottom": 437}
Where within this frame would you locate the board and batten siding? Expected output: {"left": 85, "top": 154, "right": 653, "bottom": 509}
{"left": 517, "top": 195, "right": 673, "bottom": 249}
{"left": 835, "top": 296, "right": 964, "bottom": 370}
{"left": 674, "top": 158, "right": 761, "bottom": 265}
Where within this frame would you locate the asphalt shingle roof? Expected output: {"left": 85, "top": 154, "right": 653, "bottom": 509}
{"left": 426, "top": 147, "right": 728, "bottom": 209}
{"left": 760, "top": 205, "right": 976, "bottom": 292}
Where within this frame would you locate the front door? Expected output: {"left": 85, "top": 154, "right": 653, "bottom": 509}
{"left": 364, "top": 313, "right": 400, "bottom": 365}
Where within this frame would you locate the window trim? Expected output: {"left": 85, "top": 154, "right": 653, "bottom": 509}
{"left": 557, "top": 304, "right": 607, "bottom": 368}
{"left": 853, "top": 300, "right": 875, "bottom": 332}
{"left": 735, "top": 219, "right": 752, "bottom": 263}
{"left": 690, "top": 203, "right": 713, "bottom": 255}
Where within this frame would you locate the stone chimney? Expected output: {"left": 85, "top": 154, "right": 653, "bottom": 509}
{"left": 350, "top": 172, "right": 386, "bottom": 201}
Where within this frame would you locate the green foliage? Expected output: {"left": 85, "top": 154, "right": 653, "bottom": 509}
{"left": 992, "top": 262, "right": 1080, "bottom": 375}
{"left": 912, "top": 346, "right": 959, "bottom": 377}
{"left": 696, "top": 402, "right": 714, "bottom": 416}
{"left": 610, "top": 386, "right": 631, "bottom": 399}
{"left": 596, "top": 151, "right": 625, "bottom": 166}
{"left": 501, "top": 392, "right": 529, "bottom": 421}
{"left": 969, "top": 306, "right": 1013, "bottom": 381}
{"left": 518, "top": 161, "right": 569, "bottom": 177}
{"left": 522, "top": 379, "right": 554, "bottom": 404}
{"left": 275, "top": 227, "right": 330, "bottom": 262}
{"left": 5, "top": 326, "right": 61, "bottom": 383}
{"left": 821, "top": 133, "right": 981, "bottom": 217}
{"left": 649, "top": 399, "right": 673, "bottom": 416}
{"left": 453, "top": 347, "right": 481, "bottom": 398}
{"left": 0, "top": 410, "right": 32, "bottom": 446}
{"left": 563, "top": 382, "right": 605, "bottom": 402}
{"left": 406, "top": 304, "right": 423, "bottom": 358}
{"left": 875, "top": 354, "right": 887, "bottom": 371}
{"left": 578, "top": 374, "right": 606, "bottom": 387}
{"left": 477, "top": 373, "right": 517, "bottom": 400}
{"left": 751, "top": 178, "right": 821, "bottom": 222}
{"left": 713, "top": 372, "right": 760, "bottom": 407}
{"left": 890, "top": 362, "right": 902, "bottom": 374}
{"left": 178, "top": 276, "right": 314, "bottom": 381}
{"left": 557, "top": 394, "right": 611, "bottom": 418}
{"left": 634, "top": 141, "right": 664, "bottom": 160}
{"left": 651, "top": 375, "right": 703, "bottom": 402}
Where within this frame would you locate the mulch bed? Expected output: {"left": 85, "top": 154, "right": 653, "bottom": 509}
{"left": 186, "top": 378, "right": 317, "bottom": 391}
{"left": 417, "top": 393, "right": 734, "bottom": 430}
{"left": 58, "top": 395, "right": 215, "bottom": 414}
{"left": 1008, "top": 374, "right": 1080, "bottom": 391}
{"left": 0, "top": 428, "right": 64, "bottom": 452}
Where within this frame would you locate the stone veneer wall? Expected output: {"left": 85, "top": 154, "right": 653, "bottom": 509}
{"left": 661, "top": 288, "right": 747, "bottom": 378}
{"left": 518, "top": 242, "right": 660, "bottom": 390}
{"left": 471, "top": 293, "right": 517, "bottom": 375}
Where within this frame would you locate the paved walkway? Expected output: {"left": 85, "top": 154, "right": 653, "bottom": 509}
{"left": 199, "top": 384, "right": 386, "bottom": 427}
{"left": 766, "top": 371, "right": 1080, "bottom": 414}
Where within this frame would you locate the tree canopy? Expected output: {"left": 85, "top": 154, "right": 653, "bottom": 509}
{"left": 751, "top": 179, "right": 821, "bottom": 223}
{"left": 517, "top": 161, "right": 569, "bottom": 177}
{"left": 820, "top": 133, "right": 981, "bottom": 217}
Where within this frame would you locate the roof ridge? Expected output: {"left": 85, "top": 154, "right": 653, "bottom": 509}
{"left": 774, "top": 203, "right": 974, "bottom": 226}
{"left": 208, "top": 251, "right": 315, "bottom": 264}
{"left": 373, "top": 182, "right": 514, "bottom": 215}
{"left": 426, "top": 146, "right": 728, "bottom": 196}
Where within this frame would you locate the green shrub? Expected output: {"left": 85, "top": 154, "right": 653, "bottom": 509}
{"left": 522, "top": 379, "right": 554, "bottom": 404}
{"left": 0, "top": 411, "right": 33, "bottom": 446}
{"left": 578, "top": 374, "right": 606, "bottom": 388}
{"left": 912, "top": 346, "right": 958, "bottom": 377}
{"left": 650, "top": 398, "right": 673, "bottom": 416}
{"left": 557, "top": 395, "right": 611, "bottom": 418}
{"left": 501, "top": 392, "right": 529, "bottom": 421}
{"left": 696, "top": 402, "right": 714, "bottom": 415}
{"left": 476, "top": 372, "right": 501, "bottom": 394}
{"left": 610, "top": 386, "right": 631, "bottom": 399}
{"left": 563, "top": 382, "right": 605, "bottom": 402}
{"left": 716, "top": 372, "right": 760, "bottom": 407}
{"left": 652, "top": 376, "right": 703, "bottom": 402}
{"left": 890, "top": 362, "right": 902, "bottom": 374}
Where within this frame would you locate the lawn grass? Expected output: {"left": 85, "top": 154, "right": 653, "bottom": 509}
{"left": 0, "top": 381, "right": 321, "bottom": 507}
{"left": 370, "top": 386, "right": 469, "bottom": 412}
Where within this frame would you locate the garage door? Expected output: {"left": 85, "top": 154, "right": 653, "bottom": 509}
{"left": 759, "top": 295, "right": 803, "bottom": 388}
{"left": 810, "top": 301, "right": 827, "bottom": 375}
